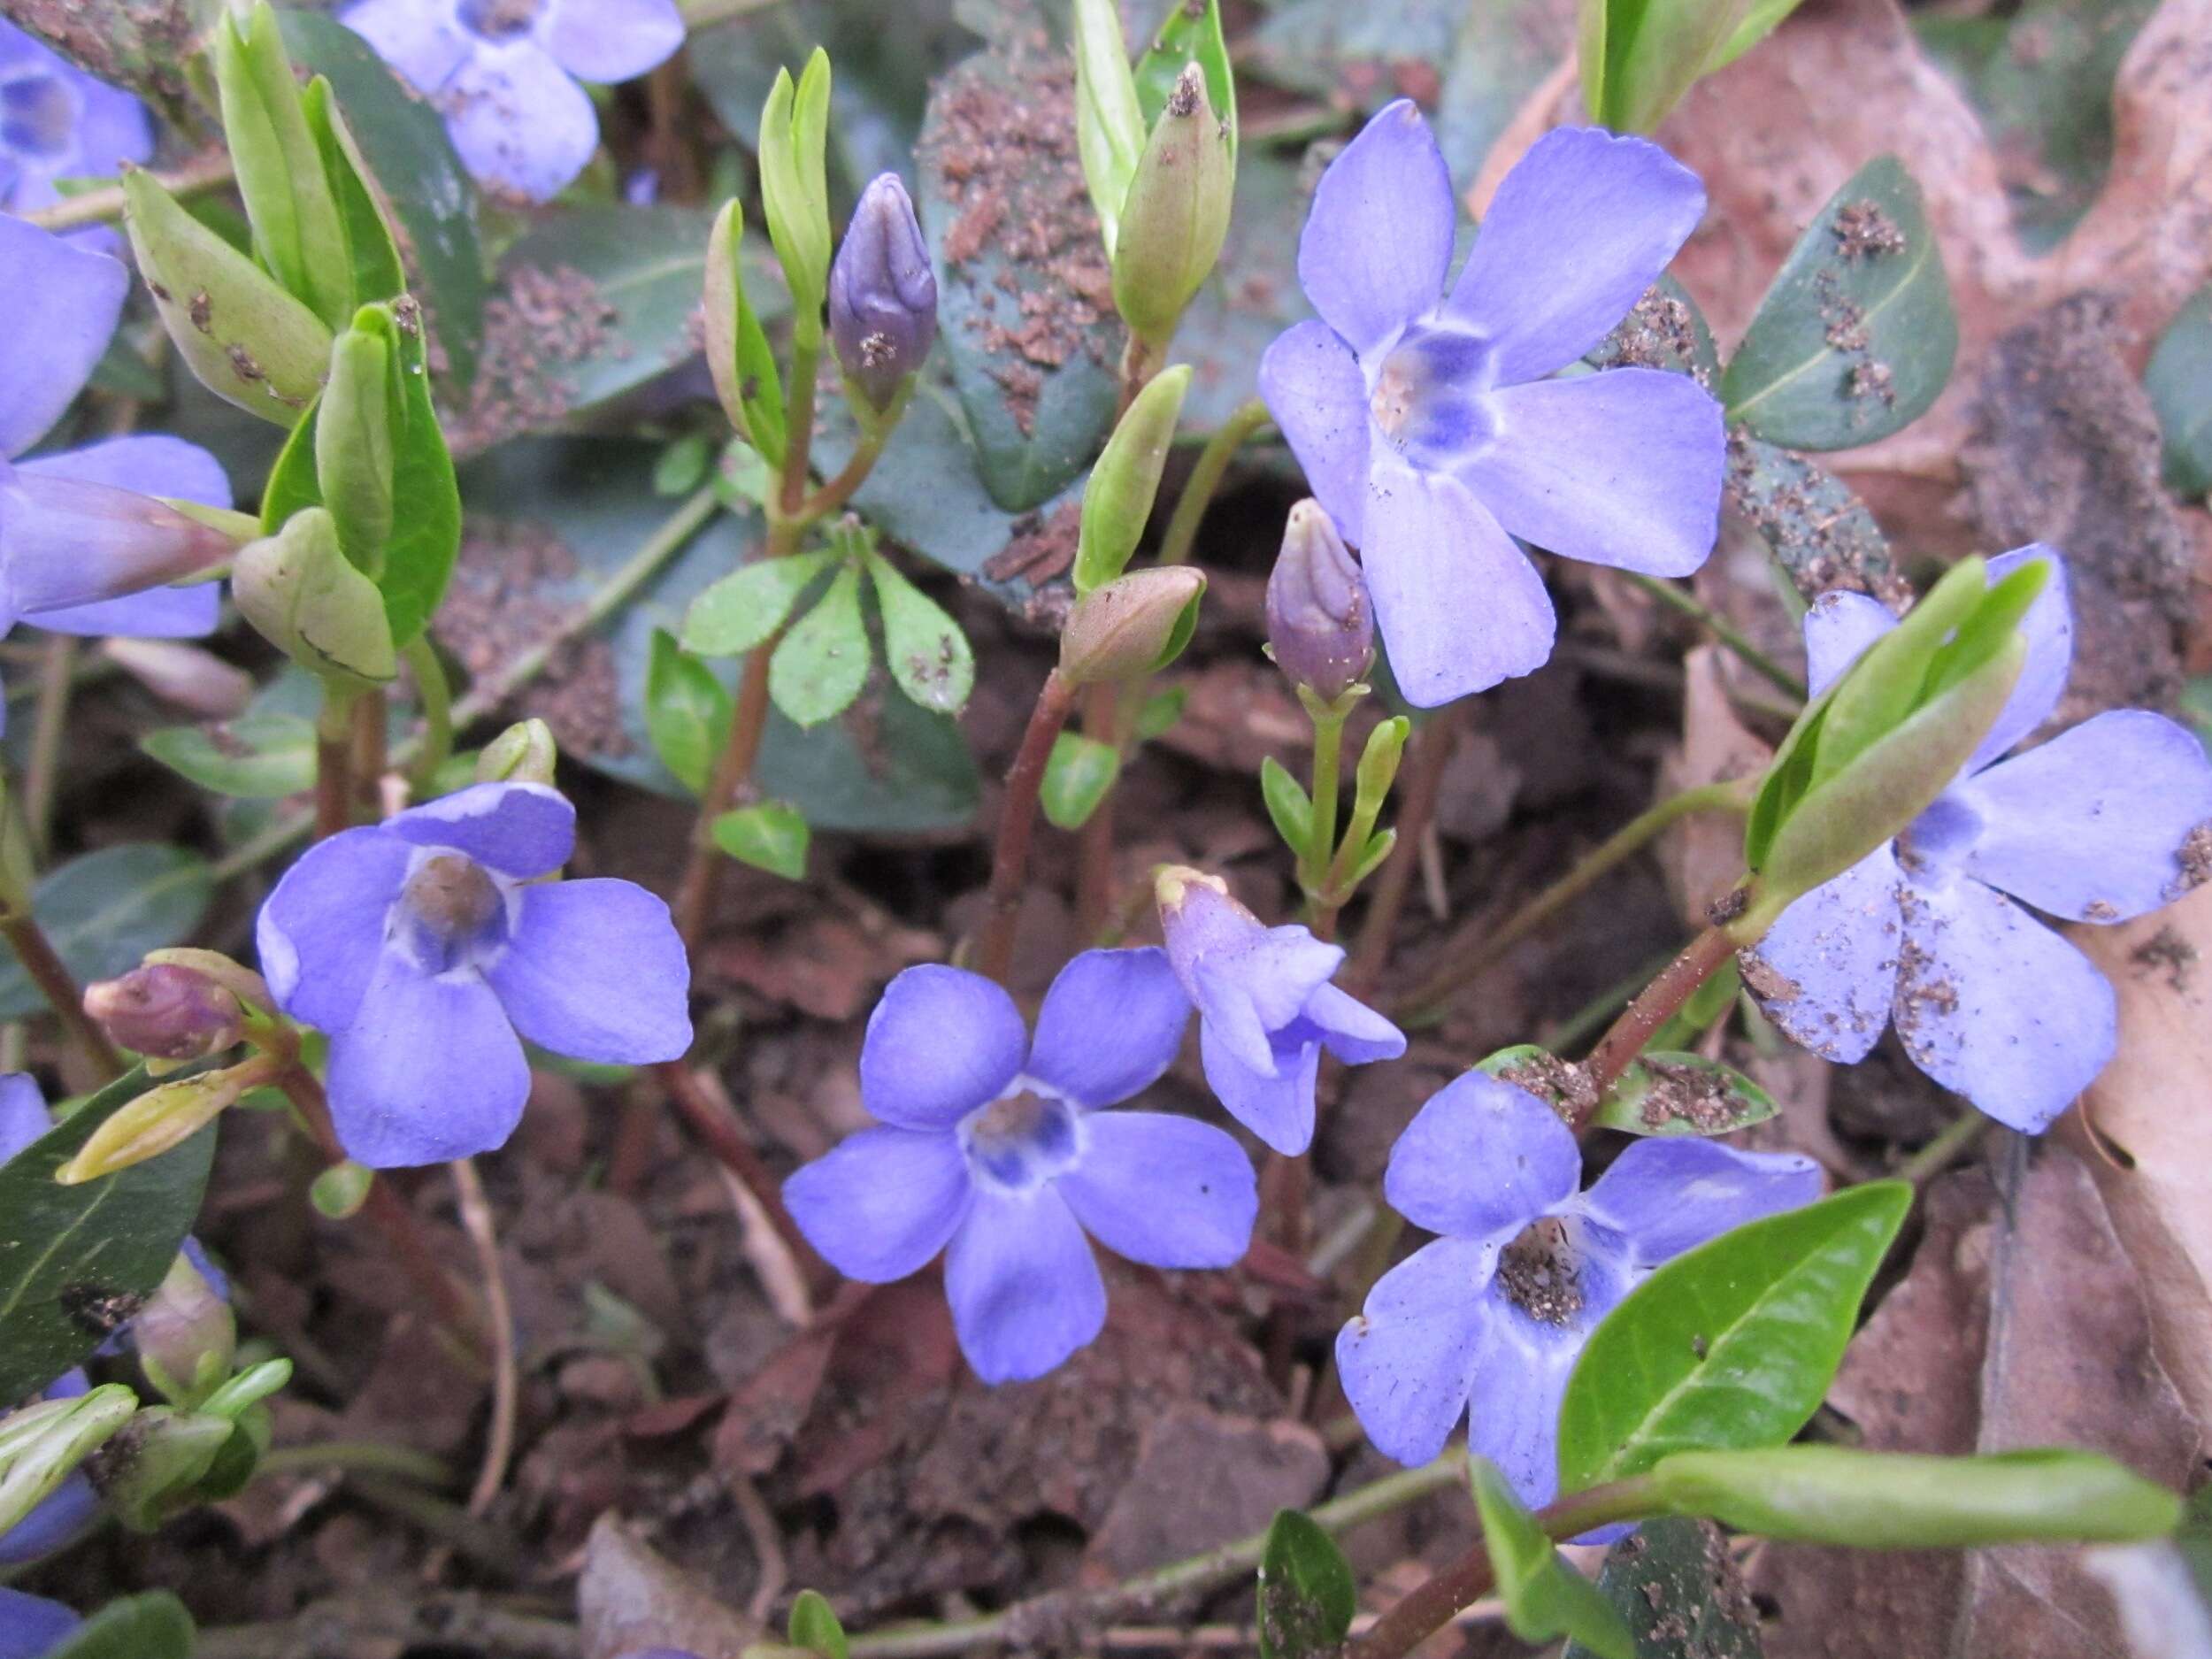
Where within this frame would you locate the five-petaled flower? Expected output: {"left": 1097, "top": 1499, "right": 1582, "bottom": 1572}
{"left": 1260, "top": 102, "right": 1724, "bottom": 708}
{"left": 256, "top": 781, "right": 693, "bottom": 1167}
{"left": 0, "top": 217, "right": 232, "bottom": 726}
{"left": 1156, "top": 866, "right": 1404, "bottom": 1156}
{"left": 1338, "top": 1070, "right": 1821, "bottom": 1509}
{"left": 0, "top": 20, "right": 150, "bottom": 225}
{"left": 783, "top": 950, "right": 1257, "bottom": 1384}
{"left": 1745, "top": 548, "right": 2212, "bottom": 1133}
{"left": 342, "top": 0, "right": 684, "bottom": 203}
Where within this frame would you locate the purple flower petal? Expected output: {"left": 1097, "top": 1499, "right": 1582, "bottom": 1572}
{"left": 0, "top": 1473, "right": 93, "bottom": 1565}
{"left": 1803, "top": 588, "right": 1896, "bottom": 695}
{"left": 1444, "top": 127, "right": 1706, "bottom": 386}
{"left": 1025, "top": 947, "right": 1190, "bottom": 1109}
{"left": 1966, "top": 545, "right": 2070, "bottom": 775}
{"left": 945, "top": 1187, "right": 1106, "bottom": 1383}
{"left": 859, "top": 964, "right": 1026, "bottom": 1130}
{"left": 67, "top": 77, "right": 154, "bottom": 178}
{"left": 0, "top": 219, "right": 126, "bottom": 457}
{"left": 387, "top": 781, "right": 575, "bottom": 877}
{"left": 541, "top": 0, "right": 683, "bottom": 83}
{"left": 24, "top": 583, "right": 218, "bottom": 641}
{"left": 1364, "top": 459, "right": 1554, "bottom": 706}
{"left": 256, "top": 826, "right": 414, "bottom": 1033}
{"left": 1456, "top": 367, "right": 1723, "bottom": 577}
{"left": 1295, "top": 98, "right": 1454, "bottom": 357}
{"left": 1746, "top": 843, "right": 1902, "bottom": 1064}
{"left": 1959, "top": 710, "right": 2212, "bottom": 924}
{"left": 1893, "top": 876, "right": 2116, "bottom": 1133}
{"left": 440, "top": 41, "right": 599, "bottom": 204}
{"left": 1257, "top": 320, "right": 1371, "bottom": 543}
{"left": 24, "top": 434, "right": 234, "bottom": 639}
{"left": 1303, "top": 981, "right": 1406, "bottom": 1064}
{"left": 1463, "top": 1321, "right": 1583, "bottom": 1509}
{"left": 1574, "top": 1138, "right": 1824, "bottom": 1266}
{"left": 486, "top": 879, "right": 692, "bottom": 1063}
{"left": 0, "top": 460, "right": 230, "bottom": 626}
{"left": 325, "top": 953, "right": 531, "bottom": 1165}
{"left": 0, "top": 1072, "right": 50, "bottom": 1164}
{"left": 1057, "top": 1110, "right": 1256, "bottom": 1268}
{"left": 1198, "top": 1021, "right": 1320, "bottom": 1155}
{"left": 1383, "top": 1070, "right": 1579, "bottom": 1244}
{"left": 1336, "top": 1236, "right": 1498, "bottom": 1465}
{"left": 0, "top": 1587, "right": 79, "bottom": 1659}
{"left": 1163, "top": 882, "right": 1340, "bottom": 1072}
{"left": 340, "top": 0, "right": 472, "bottom": 93}
{"left": 783, "top": 1125, "right": 973, "bottom": 1282}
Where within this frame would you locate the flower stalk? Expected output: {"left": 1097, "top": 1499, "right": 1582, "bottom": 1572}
{"left": 975, "top": 670, "right": 1080, "bottom": 982}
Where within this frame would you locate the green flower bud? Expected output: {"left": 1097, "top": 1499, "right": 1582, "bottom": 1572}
{"left": 123, "top": 166, "right": 332, "bottom": 426}
{"left": 55, "top": 1057, "right": 274, "bottom": 1184}
{"left": 1072, "top": 365, "right": 1190, "bottom": 595}
{"left": 703, "top": 197, "right": 788, "bottom": 463}
{"left": 1110, "top": 65, "right": 1233, "bottom": 351}
{"left": 759, "top": 49, "right": 833, "bottom": 344}
{"left": 134, "top": 1250, "right": 237, "bottom": 1409}
{"left": 233, "top": 508, "right": 396, "bottom": 687}
{"left": 0, "top": 1385, "right": 135, "bottom": 1542}
{"left": 477, "top": 718, "right": 559, "bottom": 786}
{"left": 1354, "top": 715, "right": 1409, "bottom": 809}
{"left": 311, "top": 1159, "right": 374, "bottom": 1219}
{"left": 1059, "top": 565, "right": 1207, "bottom": 685}
{"left": 101, "top": 1405, "right": 233, "bottom": 1533}
{"left": 1071, "top": 0, "right": 1144, "bottom": 256}
{"left": 315, "top": 311, "right": 397, "bottom": 573}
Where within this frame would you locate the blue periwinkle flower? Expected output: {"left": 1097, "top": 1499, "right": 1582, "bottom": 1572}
{"left": 829, "top": 173, "right": 938, "bottom": 413}
{"left": 783, "top": 949, "right": 1257, "bottom": 1384}
{"left": 1156, "top": 866, "right": 1404, "bottom": 1156}
{"left": 0, "top": 20, "right": 150, "bottom": 221}
{"left": 1746, "top": 548, "right": 2212, "bottom": 1133}
{"left": 342, "top": 0, "right": 683, "bottom": 203}
{"left": 1260, "top": 103, "right": 1724, "bottom": 707}
{"left": 0, "top": 1588, "right": 77, "bottom": 1659}
{"left": 1338, "top": 1071, "right": 1821, "bottom": 1509}
{"left": 256, "top": 781, "right": 693, "bottom": 1167}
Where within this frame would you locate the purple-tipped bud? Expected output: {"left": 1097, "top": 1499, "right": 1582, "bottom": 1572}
{"left": 0, "top": 460, "right": 233, "bottom": 627}
{"left": 1266, "top": 499, "right": 1371, "bottom": 702}
{"left": 83, "top": 963, "right": 246, "bottom": 1063}
{"left": 828, "top": 173, "right": 937, "bottom": 413}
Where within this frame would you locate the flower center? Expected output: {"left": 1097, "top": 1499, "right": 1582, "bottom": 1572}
{"left": 1497, "top": 1217, "right": 1583, "bottom": 1326}
{"left": 1897, "top": 792, "right": 1984, "bottom": 885}
{"left": 457, "top": 0, "right": 544, "bottom": 41}
{"left": 1367, "top": 321, "right": 1499, "bottom": 473}
{"left": 959, "top": 1087, "right": 1081, "bottom": 1194}
{"left": 0, "top": 72, "right": 76, "bottom": 164}
{"left": 394, "top": 853, "right": 508, "bottom": 973}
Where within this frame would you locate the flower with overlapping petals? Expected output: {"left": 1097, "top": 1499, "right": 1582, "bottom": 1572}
{"left": 1744, "top": 548, "right": 2212, "bottom": 1133}
{"left": 256, "top": 781, "right": 693, "bottom": 1167}
{"left": 1260, "top": 103, "right": 1724, "bottom": 707}
{"left": 1338, "top": 1070, "right": 1821, "bottom": 1509}
{"left": 783, "top": 950, "right": 1257, "bottom": 1384}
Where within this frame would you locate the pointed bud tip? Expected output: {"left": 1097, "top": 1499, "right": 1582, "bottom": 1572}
{"left": 1059, "top": 565, "right": 1207, "bottom": 684}
{"left": 829, "top": 173, "right": 938, "bottom": 413}
{"left": 1153, "top": 862, "right": 1228, "bottom": 912}
{"left": 83, "top": 963, "right": 245, "bottom": 1063}
{"left": 1267, "top": 499, "right": 1372, "bottom": 703}
{"left": 477, "top": 719, "right": 558, "bottom": 786}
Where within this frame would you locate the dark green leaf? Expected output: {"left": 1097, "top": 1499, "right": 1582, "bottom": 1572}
{"left": 1724, "top": 435, "right": 1902, "bottom": 604}
{"left": 1722, "top": 157, "right": 1956, "bottom": 450}
{"left": 1260, "top": 754, "right": 1312, "bottom": 852}
{"left": 1471, "top": 1456, "right": 1633, "bottom": 1659}
{"left": 685, "top": 550, "right": 837, "bottom": 657}
{"left": 0, "top": 1068, "right": 217, "bottom": 1403}
{"left": 1256, "top": 1509, "right": 1356, "bottom": 1659}
{"left": 302, "top": 79, "right": 407, "bottom": 311}
{"left": 788, "top": 1587, "right": 850, "bottom": 1659}
{"left": 0, "top": 848, "right": 212, "bottom": 1021}
{"left": 771, "top": 565, "right": 872, "bottom": 727}
{"left": 2146, "top": 285, "right": 2212, "bottom": 499}
{"left": 45, "top": 1592, "right": 196, "bottom": 1659}
{"left": 1556, "top": 1182, "right": 1911, "bottom": 1493}
{"left": 713, "top": 802, "right": 810, "bottom": 880}
{"left": 1134, "top": 0, "right": 1235, "bottom": 160}
{"left": 865, "top": 550, "right": 975, "bottom": 713}
{"left": 142, "top": 710, "right": 315, "bottom": 798}
{"left": 1562, "top": 1517, "right": 1765, "bottom": 1659}
{"left": 376, "top": 304, "right": 460, "bottom": 645}
{"left": 1042, "top": 732, "right": 1121, "bottom": 831}
{"left": 1594, "top": 1052, "right": 1778, "bottom": 1138}
{"left": 1586, "top": 274, "right": 1721, "bottom": 386}
{"left": 655, "top": 433, "right": 714, "bottom": 496}
{"left": 645, "top": 629, "right": 734, "bottom": 795}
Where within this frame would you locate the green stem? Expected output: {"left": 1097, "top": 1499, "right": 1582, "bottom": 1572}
{"left": 1896, "top": 1110, "right": 1992, "bottom": 1187}
{"left": 1301, "top": 698, "right": 1347, "bottom": 904}
{"left": 1627, "top": 572, "right": 1807, "bottom": 701}
{"left": 27, "top": 151, "right": 234, "bottom": 233}
{"left": 257, "top": 1440, "right": 458, "bottom": 1487}
{"left": 403, "top": 635, "right": 455, "bottom": 797}
{"left": 23, "top": 636, "right": 74, "bottom": 858}
{"left": 1158, "top": 396, "right": 1271, "bottom": 569}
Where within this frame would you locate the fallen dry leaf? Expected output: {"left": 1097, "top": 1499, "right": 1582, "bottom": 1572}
{"left": 578, "top": 1513, "right": 762, "bottom": 1659}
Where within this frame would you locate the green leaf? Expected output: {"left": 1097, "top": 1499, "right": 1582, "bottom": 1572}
{"left": 142, "top": 710, "right": 316, "bottom": 798}
{"left": 645, "top": 628, "right": 735, "bottom": 795}
{"left": 1073, "top": 366, "right": 1190, "bottom": 594}
{"left": 1134, "top": 0, "right": 1236, "bottom": 162}
{"left": 1722, "top": 157, "right": 1957, "bottom": 450}
{"left": 1583, "top": 0, "right": 1757, "bottom": 135}
{"left": 1134, "top": 685, "right": 1186, "bottom": 741}
{"left": 1471, "top": 1456, "right": 1635, "bottom": 1659}
{"left": 2147, "top": 284, "right": 2212, "bottom": 499}
{"left": 712, "top": 802, "right": 810, "bottom": 880}
{"left": 1260, "top": 755, "right": 1312, "bottom": 852}
{"left": 865, "top": 549, "right": 974, "bottom": 714}
{"left": 788, "top": 1587, "right": 849, "bottom": 1659}
{"left": 1256, "top": 1509, "right": 1356, "bottom": 1659}
{"left": 1556, "top": 1181, "right": 1912, "bottom": 1493}
{"left": 1713, "top": 0, "right": 1804, "bottom": 66}
{"left": 1563, "top": 1517, "right": 1765, "bottom": 1659}
{"left": 1594, "top": 1053, "right": 1778, "bottom": 1138}
{"left": 770, "top": 564, "right": 871, "bottom": 727}
{"left": 1724, "top": 435, "right": 1901, "bottom": 603}
{"left": 655, "top": 433, "right": 714, "bottom": 496}
{"left": 1073, "top": 0, "right": 1145, "bottom": 256}
{"left": 1346, "top": 828, "right": 1395, "bottom": 886}
{"left": 45, "top": 1592, "right": 196, "bottom": 1659}
{"left": 758, "top": 49, "right": 833, "bottom": 328}
{"left": 0, "top": 848, "right": 213, "bottom": 1021}
{"left": 301, "top": 79, "right": 406, "bottom": 311}
{"left": 685, "top": 549, "right": 837, "bottom": 657}
{"left": 1042, "top": 733, "right": 1121, "bottom": 831}
{"left": 0, "top": 1068, "right": 218, "bottom": 1402}
{"left": 703, "top": 197, "right": 789, "bottom": 465}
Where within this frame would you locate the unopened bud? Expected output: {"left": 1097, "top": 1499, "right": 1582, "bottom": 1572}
{"left": 142, "top": 949, "right": 273, "bottom": 1018}
{"left": 1110, "top": 65, "right": 1233, "bottom": 349}
{"left": 0, "top": 1385, "right": 135, "bottom": 1544}
{"left": 55, "top": 1059, "right": 273, "bottom": 1184}
{"left": 829, "top": 173, "right": 937, "bottom": 415}
{"left": 1267, "top": 500, "right": 1371, "bottom": 702}
{"left": 233, "top": 508, "right": 396, "bottom": 687}
{"left": 84, "top": 964, "right": 247, "bottom": 1064}
{"left": 310, "top": 1158, "right": 373, "bottom": 1218}
{"left": 134, "top": 1250, "right": 236, "bottom": 1409}
{"left": 478, "top": 718, "right": 558, "bottom": 786}
{"left": 1059, "top": 566, "right": 1207, "bottom": 685}
{"left": 315, "top": 311, "right": 397, "bottom": 572}
{"left": 100, "top": 640, "right": 255, "bottom": 718}
{"left": 0, "top": 462, "right": 234, "bottom": 626}
{"left": 1072, "top": 365, "right": 1189, "bottom": 595}
{"left": 703, "top": 197, "right": 788, "bottom": 462}
{"left": 100, "top": 1404, "right": 233, "bottom": 1532}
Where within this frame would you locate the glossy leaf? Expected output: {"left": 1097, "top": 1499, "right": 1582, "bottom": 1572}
{"left": 1724, "top": 436, "right": 1901, "bottom": 603}
{"left": 787, "top": 1587, "right": 849, "bottom": 1659}
{"left": 1594, "top": 1052, "right": 1778, "bottom": 1138}
{"left": 1134, "top": 0, "right": 1236, "bottom": 161}
{"left": 0, "top": 1068, "right": 217, "bottom": 1402}
{"left": 1073, "top": 0, "right": 1144, "bottom": 256}
{"left": 1042, "top": 733, "right": 1121, "bottom": 831}
{"left": 1562, "top": 1517, "right": 1765, "bottom": 1659}
{"left": 0, "top": 849, "right": 212, "bottom": 1021}
{"left": 1555, "top": 1181, "right": 1912, "bottom": 1493}
{"left": 645, "top": 629, "right": 734, "bottom": 796}
{"left": 1582, "top": 0, "right": 1756, "bottom": 135}
{"left": 45, "top": 1593, "right": 196, "bottom": 1659}
{"left": 1260, "top": 755, "right": 1311, "bottom": 852}
{"left": 2147, "top": 284, "right": 2212, "bottom": 499}
{"left": 865, "top": 549, "right": 974, "bottom": 714}
{"left": 302, "top": 80, "right": 407, "bottom": 312}
{"left": 770, "top": 565, "right": 871, "bottom": 727}
{"left": 713, "top": 803, "right": 810, "bottom": 880}
{"left": 686, "top": 550, "right": 837, "bottom": 658}
{"left": 1471, "top": 1456, "right": 1634, "bottom": 1659}
{"left": 1256, "top": 1509, "right": 1356, "bottom": 1659}
{"left": 1722, "top": 157, "right": 1957, "bottom": 450}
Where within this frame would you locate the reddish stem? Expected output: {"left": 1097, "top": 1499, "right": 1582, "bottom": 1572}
{"left": 673, "top": 641, "right": 778, "bottom": 951}
{"left": 2, "top": 917, "right": 123, "bottom": 1083}
{"left": 975, "top": 670, "right": 1079, "bottom": 983}
{"left": 653, "top": 1059, "right": 833, "bottom": 1300}
{"left": 1581, "top": 924, "right": 1738, "bottom": 1100}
